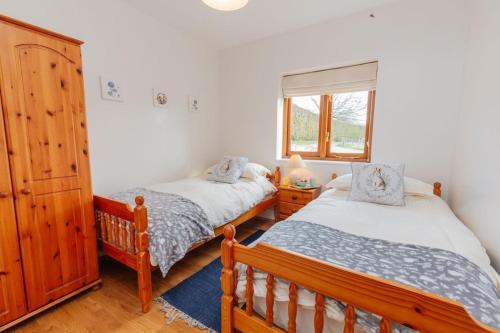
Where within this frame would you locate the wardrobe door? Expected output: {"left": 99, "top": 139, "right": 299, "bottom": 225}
{"left": 0, "top": 22, "right": 98, "bottom": 311}
{"left": 0, "top": 94, "right": 27, "bottom": 326}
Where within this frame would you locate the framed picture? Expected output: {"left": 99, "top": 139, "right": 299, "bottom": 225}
{"left": 153, "top": 89, "right": 168, "bottom": 108}
{"left": 100, "top": 77, "right": 123, "bottom": 102}
{"left": 188, "top": 95, "right": 200, "bottom": 112}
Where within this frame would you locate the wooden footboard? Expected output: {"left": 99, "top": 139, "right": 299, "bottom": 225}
{"left": 94, "top": 195, "right": 152, "bottom": 313}
{"left": 221, "top": 225, "right": 498, "bottom": 333}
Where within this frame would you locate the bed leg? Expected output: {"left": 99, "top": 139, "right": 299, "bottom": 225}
{"left": 221, "top": 225, "right": 237, "bottom": 333}
{"left": 138, "top": 252, "right": 152, "bottom": 313}
{"left": 134, "top": 196, "right": 152, "bottom": 313}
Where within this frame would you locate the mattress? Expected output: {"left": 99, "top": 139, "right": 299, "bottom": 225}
{"left": 147, "top": 175, "right": 276, "bottom": 228}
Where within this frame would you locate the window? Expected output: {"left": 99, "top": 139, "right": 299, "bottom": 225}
{"left": 289, "top": 95, "right": 321, "bottom": 154}
{"left": 283, "top": 91, "right": 375, "bottom": 161}
{"left": 282, "top": 62, "right": 377, "bottom": 162}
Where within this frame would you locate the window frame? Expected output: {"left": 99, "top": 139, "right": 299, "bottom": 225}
{"left": 282, "top": 91, "right": 376, "bottom": 162}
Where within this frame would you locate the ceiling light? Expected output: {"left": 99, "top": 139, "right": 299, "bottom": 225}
{"left": 201, "top": 0, "right": 248, "bottom": 11}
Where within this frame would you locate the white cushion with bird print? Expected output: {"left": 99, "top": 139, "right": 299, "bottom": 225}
{"left": 207, "top": 156, "right": 248, "bottom": 184}
{"left": 349, "top": 163, "right": 405, "bottom": 206}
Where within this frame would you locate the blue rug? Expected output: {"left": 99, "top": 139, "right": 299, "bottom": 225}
{"left": 158, "top": 230, "right": 265, "bottom": 333}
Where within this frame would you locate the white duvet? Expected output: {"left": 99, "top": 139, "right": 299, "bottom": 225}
{"left": 292, "top": 189, "right": 499, "bottom": 283}
{"left": 238, "top": 189, "right": 500, "bottom": 333}
{"left": 145, "top": 175, "right": 276, "bottom": 267}
{"left": 147, "top": 175, "right": 276, "bottom": 229}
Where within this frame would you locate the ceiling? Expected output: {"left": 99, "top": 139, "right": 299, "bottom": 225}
{"left": 121, "top": 0, "right": 398, "bottom": 49}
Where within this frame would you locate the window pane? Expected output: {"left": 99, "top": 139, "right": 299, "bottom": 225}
{"left": 330, "top": 91, "right": 369, "bottom": 154}
{"left": 290, "top": 95, "right": 320, "bottom": 152}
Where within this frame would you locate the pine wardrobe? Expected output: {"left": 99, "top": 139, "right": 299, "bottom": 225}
{"left": 0, "top": 16, "right": 100, "bottom": 330}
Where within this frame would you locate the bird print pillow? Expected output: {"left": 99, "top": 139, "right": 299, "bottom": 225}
{"left": 349, "top": 163, "right": 405, "bottom": 206}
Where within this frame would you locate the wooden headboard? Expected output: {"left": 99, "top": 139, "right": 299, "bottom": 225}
{"left": 266, "top": 167, "right": 281, "bottom": 187}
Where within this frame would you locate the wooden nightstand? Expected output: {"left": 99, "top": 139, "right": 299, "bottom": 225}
{"left": 278, "top": 186, "right": 321, "bottom": 220}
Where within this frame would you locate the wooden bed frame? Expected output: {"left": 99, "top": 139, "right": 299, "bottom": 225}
{"left": 93, "top": 167, "right": 281, "bottom": 313}
{"left": 220, "top": 177, "right": 499, "bottom": 333}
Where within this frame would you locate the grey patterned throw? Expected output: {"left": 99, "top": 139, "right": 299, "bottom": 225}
{"left": 110, "top": 188, "right": 214, "bottom": 276}
{"left": 243, "top": 220, "right": 500, "bottom": 332}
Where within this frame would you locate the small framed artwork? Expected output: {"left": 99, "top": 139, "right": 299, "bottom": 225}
{"left": 100, "top": 77, "right": 123, "bottom": 102}
{"left": 188, "top": 95, "right": 200, "bottom": 112}
{"left": 153, "top": 89, "right": 168, "bottom": 108}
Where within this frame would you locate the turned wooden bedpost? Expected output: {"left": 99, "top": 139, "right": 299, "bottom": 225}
{"left": 274, "top": 167, "right": 281, "bottom": 222}
{"left": 221, "top": 225, "right": 237, "bottom": 333}
{"left": 274, "top": 166, "right": 281, "bottom": 187}
{"left": 134, "top": 196, "right": 152, "bottom": 313}
{"left": 433, "top": 182, "right": 442, "bottom": 197}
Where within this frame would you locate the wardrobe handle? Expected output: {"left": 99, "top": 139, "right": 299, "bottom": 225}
{"left": 20, "top": 188, "right": 31, "bottom": 195}
{"left": 0, "top": 191, "right": 8, "bottom": 199}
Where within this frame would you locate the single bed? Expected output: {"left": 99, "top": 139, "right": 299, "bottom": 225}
{"left": 93, "top": 166, "right": 280, "bottom": 313}
{"left": 221, "top": 174, "right": 500, "bottom": 333}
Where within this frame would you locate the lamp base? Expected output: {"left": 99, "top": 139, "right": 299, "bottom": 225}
{"left": 289, "top": 168, "right": 313, "bottom": 185}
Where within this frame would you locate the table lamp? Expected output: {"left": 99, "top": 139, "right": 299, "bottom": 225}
{"left": 288, "top": 154, "right": 312, "bottom": 186}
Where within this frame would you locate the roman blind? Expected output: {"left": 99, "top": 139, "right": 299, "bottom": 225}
{"left": 282, "top": 61, "right": 378, "bottom": 97}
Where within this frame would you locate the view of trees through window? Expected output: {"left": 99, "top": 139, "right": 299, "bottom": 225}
{"left": 290, "top": 95, "right": 320, "bottom": 152}
{"left": 331, "top": 91, "right": 368, "bottom": 153}
{"left": 289, "top": 92, "right": 369, "bottom": 154}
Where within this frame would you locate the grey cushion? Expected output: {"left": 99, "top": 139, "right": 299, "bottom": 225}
{"left": 207, "top": 156, "right": 248, "bottom": 184}
{"left": 349, "top": 163, "right": 405, "bottom": 206}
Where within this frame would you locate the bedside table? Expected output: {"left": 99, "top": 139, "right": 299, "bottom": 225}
{"left": 278, "top": 186, "right": 321, "bottom": 220}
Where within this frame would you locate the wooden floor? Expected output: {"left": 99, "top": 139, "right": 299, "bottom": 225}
{"left": 9, "top": 218, "right": 275, "bottom": 333}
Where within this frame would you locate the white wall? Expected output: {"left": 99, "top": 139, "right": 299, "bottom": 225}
{"left": 1, "top": 0, "right": 498, "bottom": 270}
{"left": 219, "top": 0, "right": 468, "bottom": 193}
{"left": 450, "top": 0, "right": 500, "bottom": 269}
{"left": 0, "top": 0, "right": 222, "bottom": 194}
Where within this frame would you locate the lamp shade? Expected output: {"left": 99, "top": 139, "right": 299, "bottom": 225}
{"left": 201, "top": 0, "right": 248, "bottom": 11}
{"left": 288, "top": 154, "right": 306, "bottom": 169}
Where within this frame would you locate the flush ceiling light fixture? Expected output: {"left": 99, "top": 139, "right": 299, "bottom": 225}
{"left": 201, "top": 0, "right": 248, "bottom": 11}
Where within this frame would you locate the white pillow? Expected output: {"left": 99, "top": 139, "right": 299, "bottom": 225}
{"left": 206, "top": 162, "right": 270, "bottom": 180}
{"left": 325, "top": 174, "right": 351, "bottom": 191}
{"left": 325, "top": 174, "right": 434, "bottom": 197}
{"left": 404, "top": 177, "right": 435, "bottom": 197}
{"left": 241, "top": 163, "right": 271, "bottom": 180}
{"left": 205, "top": 164, "right": 216, "bottom": 174}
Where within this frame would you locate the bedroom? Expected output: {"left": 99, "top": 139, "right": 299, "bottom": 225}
{"left": 0, "top": 0, "right": 499, "bottom": 332}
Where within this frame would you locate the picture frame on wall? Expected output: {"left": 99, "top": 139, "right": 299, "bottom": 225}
{"left": 188, "top": 95, "right": 200, "bottom": 112}
{"left": 100, "top": 76, "right": 123, "bottom": 102}
{"left": 153, "top": 89, "right": 168, "bottom": 108}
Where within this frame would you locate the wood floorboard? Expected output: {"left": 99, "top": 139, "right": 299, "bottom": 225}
{"left": 9, "top": 218, "right": 275, "bottom": 333}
